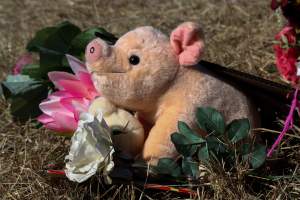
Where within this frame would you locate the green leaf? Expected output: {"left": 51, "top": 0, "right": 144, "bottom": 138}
{"left": 265, "top": 65, "right": 277, "bottom": 73}
{"left": 27, "top": 21, "right": 80, "bottom": 53}
{"left": 171, "top": 132, "right": 198, "bottom": 156}
{"left": 241, "top": 143, "right": 251, "bottom": 155}
{"left": 171, "top": 121, "right": 205, "bottom": 156}
{"left": 196, "top": 107, "right": 225, "bottom": 135}
{"left": 227, "top": 118, "right": 250, "bottom": 143}
{"left": 3, "top": 75, "right": 36, "bottom": 96}
{"left": 26, "top": 27, "right": 57, "bottom": 52}
{"left": 26, "top": 21, "right": 81, "bottom": 77}
{"left": 21, "top": 64, "right": 43, "bottom": 79}
{"left": 197, "top": 143, "right": 210, "bottom": 162}
{"left": 250, "top": 144, "right": 266, "bottom": 169}
{"left": 206, "top": 136, "right": 227, "bottom": 154}
{"left": 1, "top": 75, "right": 48, "bottom": 121}
{"left": 69, "top": 27, "right": 118, "bottom": 58}
{"left": 182, "top": 157, "right": 199, "bottom": 178}
{"left": 178, "top": 121, "right": 205, "bottom": 143}
{"left": 155, "top": 158, "right": 181, "bottom": 177}
{"left": 242, "top": 144, "right": 266, "bottom": 169}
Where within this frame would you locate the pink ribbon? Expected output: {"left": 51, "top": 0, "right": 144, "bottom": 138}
{"left": 267, "top": 89, "right": 299, "bottom": 157}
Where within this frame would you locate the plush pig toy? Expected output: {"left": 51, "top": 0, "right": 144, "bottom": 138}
{"left": 85, "top": 22, "right": 257, "bottom": 164}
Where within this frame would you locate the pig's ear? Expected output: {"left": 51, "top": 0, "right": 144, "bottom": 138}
{"left": 170, "top": 22, "right": 204, "bottom": 66}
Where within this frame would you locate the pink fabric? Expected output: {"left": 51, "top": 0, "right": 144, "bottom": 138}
{"left": 170, "top": 24, "right": 204, "bottom": 66}
{"left": 267, "top": 89, "right": 299, "bottom": 157}
{"left": 12, "top": 53, "right": 33, "bottom": 75}
{"left": 85, "top": 39, "right": 103, "bottom": 64}
{"left": 37, "top": 55, "right": 100, "bottom": 133}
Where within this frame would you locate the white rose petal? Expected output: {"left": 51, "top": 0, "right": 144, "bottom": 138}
{"left": 65, "top": 112, "right": 114, "bottom": 183}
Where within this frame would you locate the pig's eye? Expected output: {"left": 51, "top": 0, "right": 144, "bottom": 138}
{"left": 129, "top": 55, "right": 140, "bottom": 65}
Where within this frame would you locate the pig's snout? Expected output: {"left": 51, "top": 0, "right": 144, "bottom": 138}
{"left": 85, "top": 38, "right": 111, "bottom": 64}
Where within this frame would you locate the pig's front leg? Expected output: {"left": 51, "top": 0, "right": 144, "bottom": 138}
{"left": 142, "top": 105, "right": 185, "bottom": 165}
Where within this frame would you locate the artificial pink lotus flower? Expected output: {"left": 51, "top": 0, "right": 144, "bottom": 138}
{"left": 12, "top": 53, "right": 33, "bottom": 75}
{"left": 37, "top": 55, "right": 100, "bottom": 134}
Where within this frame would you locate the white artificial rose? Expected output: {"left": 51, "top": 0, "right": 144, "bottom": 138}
{"left": 65, "top": 112, "right": 114, "bottom": 184}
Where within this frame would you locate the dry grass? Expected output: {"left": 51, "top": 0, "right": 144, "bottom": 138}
{"left": 1, "top": 0, "right": 300, "bottom": 199}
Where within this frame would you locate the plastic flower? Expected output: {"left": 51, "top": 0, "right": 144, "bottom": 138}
{"left": 275, "top": 26, "right": 297, "bottom": 46}
{"left": 37, "top": 55, "right": 100, "bottom": 134}
{"left": 274, "top": 26, "right": 300, "bottom": 85}
{"left": 12, "top": 53, "right": 33, "bottom": 75}
{"left": 274, "top": 46, "right": 299, "bottom": 84}
{"left": 65, "top": 112, "right": 114, "bottom": 183}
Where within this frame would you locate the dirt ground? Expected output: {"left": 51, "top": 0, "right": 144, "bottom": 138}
{"left": 1, "top": 0, "right": 298, "bottom": 199}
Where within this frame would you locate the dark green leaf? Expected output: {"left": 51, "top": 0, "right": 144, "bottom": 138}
{"left": 27, "top": 21, "right": 80, "bottom": 53}
{"left": 265, "top": 65, "right": 277, "bottom": 73}
{"left": 197, "top": 143, "right": 210, "bottom": 162}
{"left": 206, "top": 136, "right": 227, "bottom": 154}
{"left": 178, "top": 121, "right": 205, "bottom": 143}
{"left": 241, "top": 143, "right": 251, "bottom": 155}
{"left": 1, "top": 75, "right": 48, "bottom": 121}
{"left": 182, "top": 157, "right": 199, "bottom": 178}
{"left": 155, "top": 158, "right": 181, "bottom": 177}
{"left": 26, "top": 21, "right": 81, "bottom": 77}
{"left": 21, "top": 64, "right": 43, "bottom": 79}
{"left": 196, "top": 107, "right": 225, "bottom": 135}
{"left": 227, "top": 118, "right": 250, "bottom": 143}
{"left": 171, "top": 132, "right": 198, "bottom": 156}
{"left": 2, "top": 75, "right": 35, "bottom": 97}
{"left": 250, "top": 144, "right": 266, "bottom": 169}
{"left": 242, "top": 144, "right": 266, "bottom": 169}
{"left": 26, "top": 27, "right": 57, "bottom": 52}
{"left": 69, "top": 27, "right": 117, "bottom": 58}
{"left": 39, "top": 53, "right": 72, "bottom": 78}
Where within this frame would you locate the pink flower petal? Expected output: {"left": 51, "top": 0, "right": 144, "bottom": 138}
{"left": 60, "top": 97, "right": 89, "bottom": 118}
{"left": 48, "top": 72, "right": 78, "bottom": 90}
{"left": 39, "top": 96, "right": 74, "bottom": 118}
{"left": 71, "top": 99, "right": 90, "bottom": 120}
{"left": 50, "top": 91, "right": 74, "bottom": 99}
{"left": 78, "top": 72, "right": 94, "bottom": 89}
{"left": 44, "top": 121, "right": 63, "bottom": 132}
{"left": 66, "top": 54, "right": 88, "bottom": 76}
{"left": 56, "top": 79, "right": 92, "bottom": 99}
{"left": 39, "top": 56, "right": 100, "bottom": 134}
{"left": 52, "top": 112, "right": 78, "bottom": 131}
{"left": 77, "top": 72, "right": 100, "bottom": 98}
{"left": 37, "top": 114, "right": 54, "bottom": 124}
{"left": 12, "top": 53, "right": 33, "bottom": 75}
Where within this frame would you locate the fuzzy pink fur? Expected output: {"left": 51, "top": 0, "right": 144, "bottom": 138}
{"left": 170, "top": 22, "right": 204, "bottom": 66}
